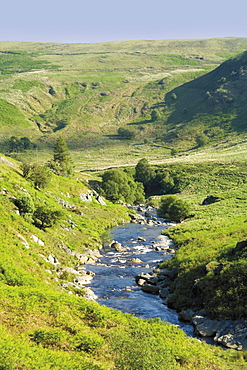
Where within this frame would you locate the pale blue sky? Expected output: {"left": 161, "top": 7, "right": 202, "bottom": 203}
{"left": 2, "top": 0, "right": 247, "bottom": 43}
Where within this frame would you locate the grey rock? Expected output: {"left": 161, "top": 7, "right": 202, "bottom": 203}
{"left": 178, "top": 309, "right": 196, "bottom": 322}
{"left": 159, "top": 286, "right": 170, "bottom": 298}
{"left": 141, "top": 284, "right": 160, "bottom": 295}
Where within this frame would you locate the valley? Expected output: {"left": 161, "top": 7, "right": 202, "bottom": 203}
{"left": 0, "top": 37, "right": 247, "bottom": 369}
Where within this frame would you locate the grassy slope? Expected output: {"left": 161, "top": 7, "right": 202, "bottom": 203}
{"left": 0, "top": 38, "right": 247, "bottom": 156}
{"left": 153, "top": 159, "right": 247, "bottom": 321}
{"left": 0, "top": 154, "right": 243, "bottom": 369}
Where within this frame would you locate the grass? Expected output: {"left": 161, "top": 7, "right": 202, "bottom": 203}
{"left": 0, "top": 154, "right": 244, "bottom": 369}
{"left": 0, "top": 37, "right": 247, "bottom": 156}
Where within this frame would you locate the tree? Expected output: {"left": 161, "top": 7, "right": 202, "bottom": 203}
{"left": 33, "top": 206, "right": 63, "bottom": 229}
{"left": 9, "top": 136, "right": 36, "bottom": 152}
{"left": 158, "top": 195, "right": 191, "bottom": 222}
{"left": 135, "top": 158, "right": 155, "bottom": 192}
{"left": 21, "top": 163, "right": 51, "bottom": 189}
{"left": 48, "top": 136, "right": 74, "bottom": 177}
{"left": 160, "top": 172, "right": 175, "bottom": 194}
{"left": 30, "top": 164, "right": 52, "bottom": 189}
{"left": 151, "top": 109, "right": 161, "bottom": 122}
{"left": 101, "top": 169, "right": 145, "bottom": 204}
{"left": 14, "top": 192, "right": 35, "bottom": 223}
{"left": 117, "top": 127, "right": 135, "bottom": 140}
{"left": 196, "top": 133, "right": 209, "bottom": 147}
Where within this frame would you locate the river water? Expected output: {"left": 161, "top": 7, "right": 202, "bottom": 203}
{"left": 86, "top": 208, "right": 195, "bottom": 337}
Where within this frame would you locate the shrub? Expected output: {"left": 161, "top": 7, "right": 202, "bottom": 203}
{"left": 101, "top": 169, "right": 145, "bottom": 204}
{"left": 14, "top": 192, "right": 35, "bottom": 221}
{"left": 48, "top": 136, "right": 74, "bottom": 177}
{"left": 21, "top": 162, "right": 51, "bottom": 189}
{"left": 117, "top": 127, "right": 135, "bottom": 140}
{"left": 158, "top": 195, "right": 191, "bottom": 222}
{"left": 33, "top": 206, "right": 63, "bottom": 229}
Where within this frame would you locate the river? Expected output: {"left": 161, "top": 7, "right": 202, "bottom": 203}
{"left": 86, "top": 207, "right": 195, "bottom": 337}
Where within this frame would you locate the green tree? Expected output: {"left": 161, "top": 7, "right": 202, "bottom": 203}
{"left": 158, "top": 195, "right": 190, "bottom": 222}
{"left": 30, "top": 164, "right": 52, "bottom": 189}
{"left": 160, "top": 172, "right": 175, "bottom": 194}
{"left": 101, "top": 169, "right": 145, "bottom": 204}
{"left": 48, "top": 136, "right": 74, "bottom": 177}
{"left": 151, "top": 109, "right": 161, "bottom": 121}
{"left": 196, "top": 133, "right": 209, "bottom": 147}
{"left": 33, "top": 206, "right": 63, "bottom": 229}
{"left": 117, "top": 127, "right": 135, "bottom": 140}
{"left": 14, "top": 192, "right": 35, "bottom": 223}
{"left": 135, "top": 158, "right": 155, "bottom": 192}
{"left": 21, "top": 163, "right": 51, "bottom": 189}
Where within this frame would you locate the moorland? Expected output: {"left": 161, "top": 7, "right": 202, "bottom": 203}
{"left": 0, "top": 37, "right": 247, "bottom": 369}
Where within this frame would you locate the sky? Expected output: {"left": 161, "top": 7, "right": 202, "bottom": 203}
{"left": 1, "top": 0, "right": 247, "bottom": 44}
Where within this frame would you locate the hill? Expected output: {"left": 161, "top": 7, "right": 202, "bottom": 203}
{"left": 0, "top": 154, "right": 243, "bottom": 369}
{"left": 162, "top": 50, "right": 247, "bottom": 149}
{"left": 0, "top": 37, "right": 247, "bottom": 161}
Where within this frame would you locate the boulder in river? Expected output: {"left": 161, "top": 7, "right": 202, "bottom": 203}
{"left": 138, "top": 236, "right": 146, "bottom": 242}
{"left": 127, "top": 258, "right": 143, "bottom": 264}
{"left": 111, "top": 241, "right": 126, "bottom": 252}
{"left": 141, "top": 284, "right": 160, "bottom": 295}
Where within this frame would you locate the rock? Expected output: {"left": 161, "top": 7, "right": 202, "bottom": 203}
{"left": 136, "top": 278, "right": 146, "bottom": 286}
{"left": 217, "top": 329, "right": 247, "bottom": 350}
{"left": 62, "top": 267, "right": 79, "bottom": 275}
{"left": 141, "top": 284, "right": 160, "bottom": 295}
{"left": 192, "top": 315, "right": 227, "bottom": 337}
{"left": 148, "top": 276, "right": 159, "bottom": 285}
{"left": 46, "top": 254, "right": 60, "bottom": 266}
{"left": 30, "top": 234, "right": 44, "bottom": 246}
{"left": 129, "top": 213, "right": 145, "bottom": 222}
{"left": 138, "top": 236, "right": 146, "bottom": 242}
{"left": 127, "top": 258, "right": 143, "bottom": 264}
{"left": 74, "top": 274, "right": 93, "bottom": 285}
{"left": 17, "top": 234, "right": 30, "bottom": 249}
{"left": 111, "top": 241, "right": 126, "bottom": 252}
{"left": 95, "top": 195, "right": 106, "bottom": 205}
{"left": 159, "top": 286, "right": 170, "bottom": 298}
{"left": 158, "top": 268, "right": 179, "bottom": 280}
{"left": 83, "top": 287, "right": 98, "bottom": 301}
{"left": 178, "top": 309, "right": 196, "bottom": 322}
{"left": 80, "top": 192, "right": 93, "bottom": 202}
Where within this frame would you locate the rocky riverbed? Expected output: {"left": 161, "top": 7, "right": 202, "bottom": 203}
{"left": 58, "top": 205, "right": 247, "bottom": 351}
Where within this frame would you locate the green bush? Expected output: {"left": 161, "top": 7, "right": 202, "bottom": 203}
{"left": 14, "top": 192, "right": 35, "bottom": 220}
{"left": 158, "top": 195, "right": 191, "bottom": 222}
{"left": 33, "top": 206, "right": 63, "bottom": 229}
{"left": 117, "top": 127, "right": 135, "bottom": 139}
{"left": 101, "top": 169, "right": 145, "bottom": 204}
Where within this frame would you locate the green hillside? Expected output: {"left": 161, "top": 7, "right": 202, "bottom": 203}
{"left": 0, "top": 37, "right": 247, "bottom": 159}
{"left": 162, "top": 50, "right": 247, "bottom": 149}
{"left": 0, "top": 154, "right": 244, "bottom": 369}
{"left": 1, "top": 38, "right": 247, "bottom": 368}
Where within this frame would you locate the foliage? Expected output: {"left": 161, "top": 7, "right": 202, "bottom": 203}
{"left": 8, "top": 136, "right": 36, "bottom": 152}
{"left": 158, "top": 195, "right": 191, "bottom": 222}
{"left": 21, "top": 162, "right": 51, "bottom": 189}
{"left": 14, "top": 192, "right": 35, "bottom": 222}
{"left": 100, "top": 169, "right": 145, "bottom": 204}
{"left": 135, "top": 158, "right": 155, "bottom": 192}
{"left": 33, "top": 205, "right": 63, "bottom": 229}
{"left": 48, "top": 136, "right": 74, "bottom": 177}
{"left": 117, "top": 127, "right": 136, "bottom": 139}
